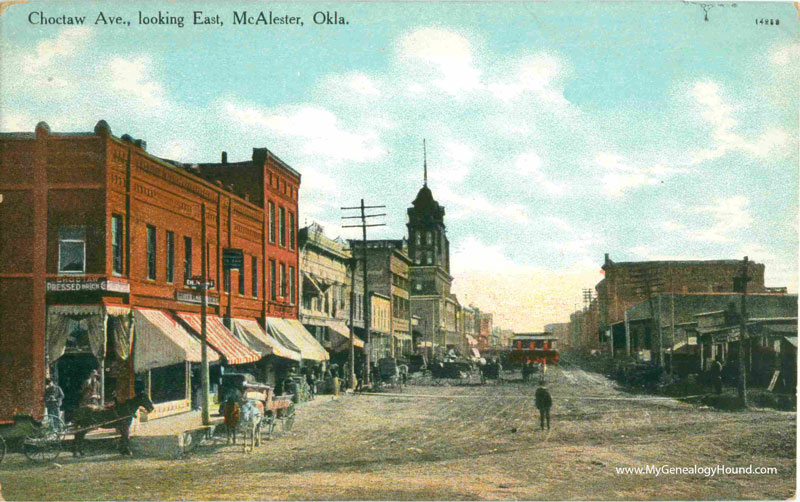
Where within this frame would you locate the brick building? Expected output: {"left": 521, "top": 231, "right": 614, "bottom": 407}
{"left": 0, "top": 120, "right": 326, "bottom": 423}
{"left": 596, "top": 253, "right": 766, "bottom": 340}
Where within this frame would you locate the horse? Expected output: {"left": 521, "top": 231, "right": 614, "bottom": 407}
{"left": 239, "top": 400, "right": 263, "bottom": 453}
{"left": 71, "top": 391, "right": 155, "bottom": 456}
{"left": 223, "top": 398, "right": 241, "bottom": 445}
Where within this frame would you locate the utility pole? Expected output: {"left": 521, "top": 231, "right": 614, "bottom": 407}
{"left": 348, "top": 258, "right": 356, "bottom": 389}
{"left": 200, "top": 203, "right": 210, "bottom": 426}
{"left": 629, "top": 268, "right": 665, "bottom": 367}
{"left": 342, "top": 199, "right": 386, "bottom": 387}
{"left": 735, "top": 256, "right": 750, "bottom": 407}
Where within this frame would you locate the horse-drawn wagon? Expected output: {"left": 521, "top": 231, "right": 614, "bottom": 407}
{"left": 0, "top": 414, "right": 66, "bottom": 464}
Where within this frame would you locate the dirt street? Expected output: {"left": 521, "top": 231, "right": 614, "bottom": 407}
{"left": 0, "top": 360, "right": 795, "bottom": 500}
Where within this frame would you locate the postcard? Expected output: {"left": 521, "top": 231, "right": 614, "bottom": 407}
{"left": 0, "top": 1, "right": 796, "bottom": 500}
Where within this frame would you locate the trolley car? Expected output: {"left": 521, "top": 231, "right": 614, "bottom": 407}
{"left": 508, "top": 333, "right": 560, "bottom": 366}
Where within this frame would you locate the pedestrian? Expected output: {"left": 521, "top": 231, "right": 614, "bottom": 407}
{"left": 710, "top": 357, "right": 723, "bottom": 394}
{"left": 306, "top": 367, "right": 317, "bottom": 400}
{"left": 44, "top": 377, "right": 64, "bottom": 419}
{"left": 535, "top": 383, "right": 552, "bottom": 430}
{"left": 522, "top": 360, "right": 532, "bottom": 383}
{"left": 79, "top": 369, "right": 101, "bottom": 408}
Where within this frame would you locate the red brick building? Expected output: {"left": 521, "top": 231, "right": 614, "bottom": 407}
{"left": 0, "top": 120, "right": 324, "bottom": 423}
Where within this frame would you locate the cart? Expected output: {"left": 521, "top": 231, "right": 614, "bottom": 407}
{"left": 220, "top": 374, "right": 296, "bottom": 442}
{"left": 0, "top": 413, "right": 66, "bottom": 464}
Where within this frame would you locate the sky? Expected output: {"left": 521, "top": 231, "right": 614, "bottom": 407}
{"left": 1, "top": 1, "right": 797, "bottom": 331}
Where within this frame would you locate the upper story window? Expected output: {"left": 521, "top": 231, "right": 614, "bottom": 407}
{"left": 146, "top": 225, "right": 156, "bottom": 280}
{"left": 415, "top": 232, "right": 420, "bottom": 246}
{"left": 279, "top": 263, "right": 287, "bottom": 298}
{"left": 289, "top": 212, "right": 296, "bottom": 250}
{"left": 289, "top": 266, "right": 296, "bottom": 305}
{"left": 252, "top": 256, "right": 258, "bottom": 297}
{"left": 268, "top": 202, "right": 276, "bottom": 243}
{"left": 270, "top": 260, "right": 277, "bottom": 301}
{"left": 238, "top": 260, "right": 245, "bottom": 296}
{"left": 279, "top": 207, "right": 286, "bottom": 247}
{"left": 111, "top": 215, "right": 123, "bottom": 275}
{"left": 183, "top": 237, "right": 192, "bottom": 283}
{"left": 59, "top": 226, "right": 86, "bottom": 274}
{"left": 166, "top": 231, "right": 174, "bottom": 284}
{"left": 426, "top": 231, "right": 432, "bottom": 245}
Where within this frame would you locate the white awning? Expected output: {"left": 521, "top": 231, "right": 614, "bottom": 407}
{"left": 265, "top": 318, "right": 329, "bottom": 362}
{"left": 231, "top": 318, "right": 301, "bottom": 361}
{"left": 327, "top": 320, "right": 364, "bottom": 350}
{"left": 134, "top": 309, "right": 220, "bottom": 372}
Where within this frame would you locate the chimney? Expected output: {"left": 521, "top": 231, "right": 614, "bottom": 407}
{"left": 221, "top": 151, "right": 228, "bottom": 164}
{"left": 135, "top": 139, "right": 147, "bottom": 151}
{"left": 604, "top": 253, "right": 611, "bottom": 266}
{"left": 252, "top": 148, "right": 268, "bottom": 165}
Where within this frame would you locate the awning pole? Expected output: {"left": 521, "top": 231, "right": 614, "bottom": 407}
{"left": 201, "top": 203, "right": 211, "bottom": 426}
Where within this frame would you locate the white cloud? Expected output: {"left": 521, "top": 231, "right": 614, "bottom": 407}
{"left": 22, "top": 26, "right": 92, "bottom": 74}
{"left": 396, "top": 27, "right": 482, "bottom": 95}
{"left": 769, "top": 42, "right": 799, "bottom": 67}
{"left": 488, "top": 53, "right": 568, "bottom": 104}
{"left": 223, "top": 102, "right": 383, "bottom": 163}
{"left": 686, "top": 195, "right": 752, "bottom": 243}
{"left": 513, "top": 151, "right": 565, "bottom": 195}
{"left": 436, "top": 186, "right": 530, "bottom": 224}
{"left": 106, "top": 56, "right": 166, "bottom": 107}
{"left": 690, "top": 81, "right": 794, "bottom": 163}
{"left": 428, "top": 141, "right": 474, "bottom": 185}
{"left": 594, "top": 151, "right": 686, "bottom": 198}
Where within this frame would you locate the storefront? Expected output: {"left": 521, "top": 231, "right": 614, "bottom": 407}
{"left": 230, "top": 317, "right": 301, "bottom": 386}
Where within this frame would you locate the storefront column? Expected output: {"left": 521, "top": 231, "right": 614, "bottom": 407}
{"left": 146, "top": 370, "right": 152, "bottom": 398}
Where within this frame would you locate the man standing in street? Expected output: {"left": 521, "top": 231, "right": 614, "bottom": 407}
{"left": 710, "top": 357, "right": 724, "bottom": 394}
{"left": 535, "top": 382, "right": 552, "bottom": 431}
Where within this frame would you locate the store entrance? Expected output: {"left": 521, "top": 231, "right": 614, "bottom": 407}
{"left": 56, "top": 353, "right": 98, "bottom": 423}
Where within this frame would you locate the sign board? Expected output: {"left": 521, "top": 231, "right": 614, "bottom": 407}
{"left": 223, "top": 249, "right": 244, "bottom": 270}
{"left": 176, "top": 290, "right": 219, "bottom": 306}
{"left": 767, "top": 370, "right": 780, "bottom": 392}
{"left": 687, "top": 336, "right": 697, "bottom": 346}
{"left": 46, "top": 277, "right": 130, "bottom": 294}
{"left": 186, "top": 276, "right": 215, "bottom": 289}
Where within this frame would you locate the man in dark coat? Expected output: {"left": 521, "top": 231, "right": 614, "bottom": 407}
{"left": 44, "top": 378, "right": 64, "bottom": 418}
{"left": 535, "top": 383, "right": 552, "bottom": 430}
{"left": 710, "top": 357, "right": 723, "bottom": 394}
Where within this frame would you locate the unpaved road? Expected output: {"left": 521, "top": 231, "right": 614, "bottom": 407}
{"left": 0, "top": 360, "right": 795, "bottom": 500}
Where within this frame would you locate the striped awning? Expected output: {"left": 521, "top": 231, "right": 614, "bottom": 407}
{"left": 177, "top": 313, "right": 261, "bottom": 365}
{"left": 265, "top": 318, "right": 329, "bottom": 362}
{"left": 134, "top": 309, "right": 220, "bottom": 372}
{"left": 231, "top": 318, "right": 301, "bottom": 361}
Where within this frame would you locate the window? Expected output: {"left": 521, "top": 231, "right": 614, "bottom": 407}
{"left": 279, "top": 207, "right": 286, "bottom": 246}
{"left": 426, "top": 231, "right": 432, "bottom": 245}
{"left": 252, "top": 256, "right": 258, "bottom": 297}
{"left": 426, "top": 251, "right": 433, "bottom": 265}
{"left": 165, "top": 231, "right": 174, "bottom": 283}
{"left": 58, "top": 226, "right": 86, "bottom": 274}
{"left": 146, "top": 225, "right": 156, "bottom": 280}
{"left": 415, "top": 232, "right": 420, "bottom": 246}
{"left": 289, "top": 266, "right": 295, "bottom": 305}
{"left": 280, "top": 263, "right": 287, "bottom": 297}
{"left": 270, "top": 260, "right": 276, "bottom": 300}
{"left": 289, "top": 212, "right": 295, "bottom": 250}
{"left": 183, "top": 237, "right": 192, "bottom": 283}
{"left": 268, "top": 202, "right": 275, "bottom": 243}
{"left": 238, "top": 259, "right": 245, "bottom": 295}
{"left": 111, "top": 215, "right": 123, "bottom": 275}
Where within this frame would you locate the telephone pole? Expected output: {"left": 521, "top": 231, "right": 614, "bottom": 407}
{"left": 628, "top": 269, "right": 665, "bottom": 367}
{"left": 342, "top": 199, "right": 386, "bottom": 387}
{"left": 735, "top": 256, "right": 750, "bottom": 407}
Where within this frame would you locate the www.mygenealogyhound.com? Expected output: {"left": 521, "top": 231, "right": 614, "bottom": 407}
{"left": 615, "top": 465, "right": 779, "bottom": 477}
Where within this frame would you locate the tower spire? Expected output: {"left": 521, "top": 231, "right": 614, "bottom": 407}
{"left": 423, "top": 138, "right": 427, "bottom": 186}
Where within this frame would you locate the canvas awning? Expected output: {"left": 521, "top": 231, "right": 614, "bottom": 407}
{"left": 46, "top": 304, "right": 105, "bottom": 363}
{"left": 302, "top": 272, "right": 323, "bottom": 296}
{"left": 471, "top": 347, "right": 481, "bottom": 358}
{"left": 177, "top": 313, "right": 261, "bottom": 365}
{"left": 466, "top": 335, "right": 478, "bottom": 347}
{"left": 327, "top": 320, "right": 364, "bottom": 350}
{"left": 134, "top": 309, "right": 220, "bottom": 372}
{"left": 265, "top": 318, "right": 329, "bottom": 362}
{"left": 785, "top": 336, "right": 798, "bottom": 348}
{"left": 393, "top": 331, "right": 412, "bottom": 341}
{"left": 231, "top": 318, "right": 301, "bottom": 361}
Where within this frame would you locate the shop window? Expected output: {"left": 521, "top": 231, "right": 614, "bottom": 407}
{"left": 146, "top": 225, "right": 156, "bottom": 280}
{"left": 111, "top": 215, "right": 123, "bottom": 275}
{"left": 58, "top": 226, "right": 86, "bottom": 274}
{"left": 166, "top": 231, "right": 174, "bottom": 283}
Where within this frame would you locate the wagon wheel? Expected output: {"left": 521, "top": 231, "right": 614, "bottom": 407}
{"left": 281, "top": 404, "right": 296, "bottom": 433}
{"left": 0, "top": 434, "right": 6, "bottom": 464}
{"left": 23, "top": 415, "right": 64, "bottom": 463}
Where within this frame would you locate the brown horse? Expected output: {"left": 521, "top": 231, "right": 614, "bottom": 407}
{"left": 72, "top": 392, "right": 154, "bottom": 456}
{"left": 223, "top": 399, "right": 241, "bottom": 445}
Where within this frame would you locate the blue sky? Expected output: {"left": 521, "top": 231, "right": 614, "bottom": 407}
{"left": 2, "top": 1, "right": 797, "bottom": 330}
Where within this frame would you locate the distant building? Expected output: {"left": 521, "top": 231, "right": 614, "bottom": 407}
{"left": 597, "top": 253, "right": 767, "bottom": 342}
{"left": 544, "top": 322, "right": 570, "bottom": 350}
{"left": 477, "top": 313, "right": 493, "bottom": 349}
